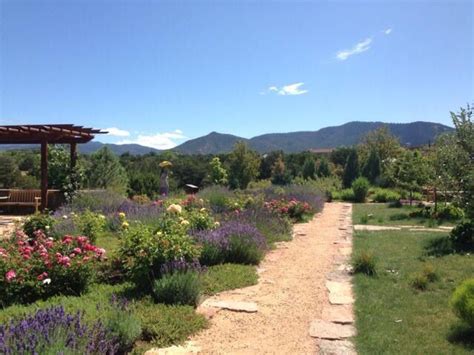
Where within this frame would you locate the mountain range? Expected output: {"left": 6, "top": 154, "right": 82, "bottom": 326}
{"left": 0, "top": 121, "right": 453, "bottom": 155}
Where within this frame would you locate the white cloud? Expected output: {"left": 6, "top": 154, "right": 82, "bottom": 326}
{"left": 263, "top": 82, "right": 309, "bottom": 96}
{"left": 104, "top": 127, "right": 130, "bottom": 137}
{"left": 118, "top": 129, "right": 187, "bottom": 150}
{"left": 384, "top": 28, "right": 392, "bottom": 35}
{"left": 336, "top": 38, "right": 372, "bottom": 61}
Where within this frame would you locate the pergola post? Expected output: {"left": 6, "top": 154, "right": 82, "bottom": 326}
{"left": 40, "top": 140, "right": 48, "bottom": 211}
{"left": 70, "top": 142, "right": 77, "bottom": 171}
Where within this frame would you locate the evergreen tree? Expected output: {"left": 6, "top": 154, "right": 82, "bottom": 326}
{"left": 302, "top": 157, "right": 316, "bottom": 180}
{"left": 317, "top": 158, "right": 331, "bottom": 178}
{"left": 342, "top": 149, "right": 359, "bottom": 188}
{"left": 271, "top": 156, "right": 291, "bottom": 185}
{"left": 362, "top": 149, "right": 381, "bottom": 184}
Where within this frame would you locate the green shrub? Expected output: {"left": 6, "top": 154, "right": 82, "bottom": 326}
{"left": 353, "top": 251, "right": 377, "bottom": 276}
{"left": 352, "top": 177, "right": 370, "bottom": 203}
{"left": 23, "top": 213, "right": 55, "bottom": 238}
{"left": 450, "top": 279, "right": 474, "bottom": 328}
{"left": 410, "top": 273, "right": 429, "bottom": 291}
{"left": 226, "top": 235, "right": 265, "bottom": 265}
{"left": 332, "top": 189, "right": 355, "bottom": 202}
{"left": 153, "top": 271, "right": 201, "bottom": 306}
{"left": 422, "top": 263, "right": 439, "bottom": 282}
{"left": 450, "top": 221, "right": 473, "bottom": 252}
{"left": 73, "top": 209, "right": 107, "bottom": 243}
{"left": 372, "top": 188, "right": 401, "bottom": 203}
{"left": 105, "top": 296, "right": 142, "bottom": 351}
{"left": 437, "top": 204, "right": 465, "bottom": 220}
{"left": 136, "top": 300, "right": 207, "bottom": 347}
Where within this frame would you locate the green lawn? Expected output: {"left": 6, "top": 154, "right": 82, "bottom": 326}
{"left": 353, "top": 229, "right": 474, "bottom": 354}
{"left": 352, "top": 203, "right": 457, "bottom": 227}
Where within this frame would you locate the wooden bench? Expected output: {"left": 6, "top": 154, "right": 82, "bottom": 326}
{"left": 0, "top": 189, "right": 43, "bottom": 213}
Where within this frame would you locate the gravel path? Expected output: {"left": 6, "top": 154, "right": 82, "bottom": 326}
{"left": 190, "top": 202, "right": 348, "bottom": 355}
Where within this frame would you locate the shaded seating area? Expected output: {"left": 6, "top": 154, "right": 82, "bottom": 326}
{"left": 0, "top": 124, "right": 106, "bottom": 212}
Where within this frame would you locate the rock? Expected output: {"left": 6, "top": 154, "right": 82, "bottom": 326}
{"left": 145, "top": 341, "right": 201, "bottom": 354}
{"left": 322, "top": 305, "right": 354, "bottom": 324}
{"left": 326, "top": 271, "right": 351, "bottom": 282}
{"left": 309, "top": 319, "right": 356, "bottom": 339}
{"left": 319, "top": 339, "right": 356, "bottom": 355}
{"left": 327, "top": 281, "right": 354, "bottom": 305}
{"left": 202, "top": 300, "right": 258, "bottom": 313}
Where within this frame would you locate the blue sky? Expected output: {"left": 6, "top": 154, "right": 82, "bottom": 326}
{"left": 1, "top": 0, "right": 472, "bottom": 149}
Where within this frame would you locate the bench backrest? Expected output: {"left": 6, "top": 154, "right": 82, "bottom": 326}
{"left": 4, "top": 189, "right": 42, "bottom": 203}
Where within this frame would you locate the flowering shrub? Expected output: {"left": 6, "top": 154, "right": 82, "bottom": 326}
{"left": 0, "top": 231, "right": 106, "bottom": 306}
{"left": 0, "top": 306, "right": 120, "bottom": 354}
{"left": 23, "top": 213, "right": 55, "bottom": 238}
{"left": 119, "top": 223, "right": 199, "bottom": 290}
{"left": 73, "top": 210, "right": 107, "bottom": 243}
{"left": 264, "top": 198, "right": 312, "bottom": 222}
{"left": 193, "top": 221, "right": 267, "bottom": 266}
{"left": 186, "top": 208, "right": 217, "bottom": 231}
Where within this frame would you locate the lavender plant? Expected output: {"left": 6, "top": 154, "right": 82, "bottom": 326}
{"left": 192, "top": 221, "right": 267, "bottom": 265}
{"left": 0, "top": 306, "right": 119, "bottom": 354}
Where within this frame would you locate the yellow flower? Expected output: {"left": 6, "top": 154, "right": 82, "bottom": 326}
{"left": 118, "top": 212, "right": 126, "bottom": 219}
{"left": 121, "top": 221, "right": 129, "bottom": 229}
{"left": 200, "top": 207, "right": 207, "bottom": 213}
{"left": 214, "top": 221, "right": 220, "bottom": 227}
{"left": 166, "top": 204, "right": 182, "bottom": 214}
{"left": 180, "top": 220, "right": 190, "bottom": 226}
{"left": 99, "top": 214, "right": 106, "bottom": 220}
{"left": 156, "top": 231, "right": 163, "bottom": 236}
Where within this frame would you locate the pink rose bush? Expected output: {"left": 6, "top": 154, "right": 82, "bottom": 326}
{"left": 0, "top": 230, "right": 106, "bottom": 307}
{"left": 264, "top": 198, "right": 313, "bottom": 222}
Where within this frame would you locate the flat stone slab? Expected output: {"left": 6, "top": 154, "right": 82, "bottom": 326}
{"left": 354, "top": 225, "right": 401, "bottom": 231}
{"left": 309, "top": 319, "right": 356, "bottom": 339}
{"left": 145, "top": 341, "right": 201, "bottom": 354}
{"left": 322, "top": 305, "right": 354, "bottom": 324}
{"left": 202, "top": 300, "right": 258, "bottom": 313}
{"left": 326, "top": 271, "right": 351, "bottom": 282}
{"left": 196, "top": 305, "right": 221, "bottom": 320}
{"left": 319, "top": 339, "right": 356, "bottom": 355}
{"left": 327, "top": 281, "right": 354, "bottom": 305}
{"left": 408, "top": 228, "right": 449, "bottom": 232}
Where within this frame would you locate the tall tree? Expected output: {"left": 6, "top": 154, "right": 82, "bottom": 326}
{"left": 316, "top": 158, "right": 331, "bottom": 178}
{"left": 388, "top": 150, "right": 430, "bottom": 205}
{"left": 361, "top": 149, "right": 381, "bottom": 184}
{"left": 302, "top": 157, "right": 316, "bottom": 180}
{"left": 342, "top": 149, "right": 360, "bottom": 188}
{"left": 359, "top": 126, "right": 402, "bottom": 171}
{"left": 0, "top": 155, "right": 19, "bottom": 188}
{"left": 209, "top": 157, "right": 228, "bottom": 185}
{"left": 271, "top": 156, "right": 291, "bottom": 185}
{"left": 227, "top": 142, "right": 260, "bottom": 189}
{"left": 86, "top": 147, "right": 129, "bottom": 194}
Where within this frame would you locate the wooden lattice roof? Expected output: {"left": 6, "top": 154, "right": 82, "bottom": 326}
{"left": 0, "top": 124, "right": 106, "bottom": 144}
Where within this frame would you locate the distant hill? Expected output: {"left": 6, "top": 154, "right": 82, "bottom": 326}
{"left": 0, "top": 121, "right": 452, "bottom": 155}
{"left": 173, "top": 131, "right": 246, "bottom": 154}
{"left": 173, "top": 121, "right": 453, "bottom": 154}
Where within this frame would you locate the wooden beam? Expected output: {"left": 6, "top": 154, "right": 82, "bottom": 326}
{"left": 40, "top": 140, "right": 48, "bottom": 211}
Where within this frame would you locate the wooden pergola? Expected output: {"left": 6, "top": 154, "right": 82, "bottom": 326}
{"left": 0, "top": 124, "right": 106, "bottom": 210}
